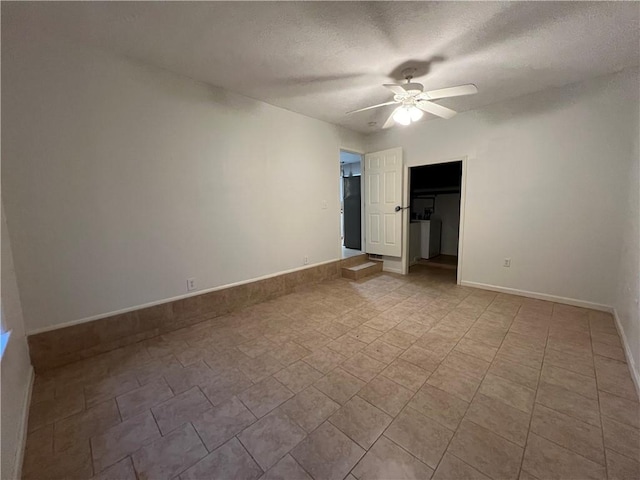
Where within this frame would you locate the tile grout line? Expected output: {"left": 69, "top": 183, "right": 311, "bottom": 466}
{"left": 343, "top": 288, "right": 475, "bottom": 478}
{"left": 426, "top": 297, "right": 526, "bottom": 478}
{"left": 173, "top": 421, "right": 214, "bottom": 479}
{"left": 27, "top": 273, "right": 635, "bottom": 480}
{"left": 592, "top": 321, "right": 611, "bottom": 480}
{"left": 344, "top": 317, "right": 441, "bottom": 474}
{"left": 518, "top": 302, "right": 551, "bottom": 480}
{"left": 129, "top": 456, "right": 141, "bottom": 480}
{"left": 523, "top": 307, "right": 615, "bottom": 476}
{"left": 340, "top": 296, "right": 546, "bottom": 472}
{"left": 234, "top": 432, "right": 268, "bottom": 475}
{"left": 348, "top": 289, "right": 500, "bottom": 478}
{"left": 413, "top": 330, "right": 487, "bottom": 473}
{"left": 327, "top": 394, "right": 392, "bottom": 451}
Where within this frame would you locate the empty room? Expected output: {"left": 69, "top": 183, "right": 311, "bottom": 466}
{"left": 2, "top": 2, "right": 639, "bottom": 480}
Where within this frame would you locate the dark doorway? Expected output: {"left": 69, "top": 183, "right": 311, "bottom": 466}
{"left": 340, "top": 151, "right": 362, "bottom": 254}
{"left": 343, "top": 176, "right": 361, "bottom": 250}
{"left": 409, "top": 161, "right": 463, "bottom": 277}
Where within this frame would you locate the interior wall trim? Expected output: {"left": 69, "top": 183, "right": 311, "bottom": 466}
{"left": 27, "top": 257, "right": 341, "bottom": 336}
{"left": 459, "top": 281, "right": 612, "bottom": 312}
{"left": 382, "top": 266, "right": 404, "bottom": 274}
{"left": 27, "top": 254, "right": 368, "bottom": 372}
{"left": 613, "top": 308, "right": 640, "bottom": 400}
{"left": 462, "top": 281, "right": 640, "bottom": 400}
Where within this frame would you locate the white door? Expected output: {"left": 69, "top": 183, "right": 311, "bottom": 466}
{"left": 364, "top": 147, "right": 403, "bottom": 256}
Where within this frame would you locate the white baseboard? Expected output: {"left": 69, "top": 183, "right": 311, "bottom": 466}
{"left": 612, "top": 308, "right": 640, "bottom": 400}
{"left": 461, "top": 281, "right": 640, "bottom": 399}
{"left": 12, "top": 366, "right": 34, "bottom": 480}
{"left": 459, "top": 281, "right": 612, "bottom": 312}
{"left": 383, "top": 266, "right": 403, "bottom": 274}
{"left": 27, "top": 258, "right": 341, "bottom": 336}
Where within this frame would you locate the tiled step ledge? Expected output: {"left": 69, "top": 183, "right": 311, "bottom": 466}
{"left": 28, "top": 255, "right": 368, "bottom": 372}
{"left": 342, "top": 261, "right": 383, "bottom": 280}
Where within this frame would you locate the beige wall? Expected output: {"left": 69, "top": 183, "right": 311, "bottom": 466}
{"left": 613, "top": 88, "right": 640, "bottom": 389}
{"left": 367, "top": 67, "right": 640, "bottom": 386}
{"left": 2, "top": 34, "right": 364, "bottom": 334}
{"left": 367, "top": 68, "right": 638, "bottom": 309}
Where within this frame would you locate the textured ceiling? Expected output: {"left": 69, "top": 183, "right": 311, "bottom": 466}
{"left": 3, "top": 2, "right": 639, "bottom": 133}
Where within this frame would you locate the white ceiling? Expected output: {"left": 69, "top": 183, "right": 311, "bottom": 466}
{"left": 3, "top": 2, "right": 639, "bottom": 133}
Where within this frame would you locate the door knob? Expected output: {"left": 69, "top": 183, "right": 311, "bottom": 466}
{"left": 395, "top": 206, "right": 409, "bottom": 212}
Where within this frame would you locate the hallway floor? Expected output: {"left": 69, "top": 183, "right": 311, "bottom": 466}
{"left": 341, "top": 246, "right": 363, "bottom": 259}
{"left": 418, "top": 254, "right": 458, "bottom": 270}
{"left": 23, "top": 267, "right": 639, "bottom": 480}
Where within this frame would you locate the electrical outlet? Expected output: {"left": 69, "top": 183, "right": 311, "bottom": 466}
{"left": 503, "top": 258, "right": 511, "bottom": 268}
{"left": 186, "top": 277, "right": 197, "bottom": 291}
{"left": 321, "top": 200, "right": 328, "bottom": 209}
{"left": 304, "top": 256, "right": 309, "bottom": 265}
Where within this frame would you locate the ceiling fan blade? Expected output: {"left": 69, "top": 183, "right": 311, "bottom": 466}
{"left": 346, "top": 101, "right": 399, "bottom": 115}
{"left": 383, "top": 84, "right": 408, "bottom": 95}
{"left": 415, "top": 100, "right": 457, "bottom": 119}
{"left": 419, "top": 84, "right": 478, "bottom": 100}
{"left": 382, "top": 107, "right": 399, "bottom": 129}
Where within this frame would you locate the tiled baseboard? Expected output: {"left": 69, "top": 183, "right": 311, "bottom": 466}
{"left": 613, "top": 308, "right": 640, "bottom": 400}
{"left": 28, "top": 255, "right": 368, "bottom": 372}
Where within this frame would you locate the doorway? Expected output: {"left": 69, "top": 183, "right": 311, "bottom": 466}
{"left": 340, "top": 150, "right": 363, "bottom": 258}
{"left": 408, "top": 160, "right": 463, "bottom": 280}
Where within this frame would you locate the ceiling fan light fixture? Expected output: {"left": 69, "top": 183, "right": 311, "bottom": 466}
{"left": 367, "top": 79, "right": 477, "bottom": 129}
{"left": 409, "top": 106, "right": 424, "bottom": 121}
{"left": 393, "top": 107, "right": 412, "bottom": 126}
{"left": 393, "top": 105, "right": 423, "bottom": 126}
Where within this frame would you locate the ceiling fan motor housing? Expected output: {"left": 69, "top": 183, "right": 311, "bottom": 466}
{"left": 403, "top": 82, "right": 424, "bottom": 95}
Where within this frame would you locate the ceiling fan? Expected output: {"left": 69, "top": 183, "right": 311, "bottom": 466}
{"left": 346, "top": 68, "right": 478, "bottom": 128}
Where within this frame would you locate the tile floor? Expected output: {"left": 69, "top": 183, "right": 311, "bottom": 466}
{"left": 341, "top": 246, "right": 362, "bottom": 259}
{"left": 417, "top": 255, "right": 458, "bottom": 270}
{"left": 23, "top": 266, "right": 640, "bottom": 480}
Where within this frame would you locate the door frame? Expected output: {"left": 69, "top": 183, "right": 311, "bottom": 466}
{"left": 339, "top": 148, "right": 365, "bottom": 253}
{"left": 402, "top": 156, "right": 468, "bottom": 285}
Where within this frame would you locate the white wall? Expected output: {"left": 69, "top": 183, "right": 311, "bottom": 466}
{"left": 613, "top": 93, "right": 640, "bottom": 388}
{"left": 412, "top": 194, "right": 461, "bottom": 256}
{"left": 367, "top": 68, "right": 639, "bottom": 309}
{"left": 432, "top": 193, "right": 461, "bottom": 256}
{"left": 1, "top": 206, "right": 33, "bottom": 480}
{"left": 2, "top": 35, "right": 364, "bottom": 334}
